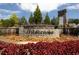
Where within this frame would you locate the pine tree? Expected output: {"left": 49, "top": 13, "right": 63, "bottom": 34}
{"left": 21, "top": 16, "right": 27, "bottom": 25}
{"left": 29, "top": 13, "right": 34, "bottom": 24}
{"left": 34, "top": 5, "right": 42, "bottom": 24}
{"left": 52, "top": 17, "right": 59, "bottom": 25}
{"left": 51, "top": 17, "right": 56, "bottom": 25}
{"left": 44, "top": 13, "right": 51, "bottom": 24}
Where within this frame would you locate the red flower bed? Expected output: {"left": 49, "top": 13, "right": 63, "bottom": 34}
{"left": 0, "top": 40, "right": 79, "bottom": 55}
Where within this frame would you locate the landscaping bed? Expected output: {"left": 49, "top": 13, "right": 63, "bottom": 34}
{"left": 0, "top": 35, "right": 78, "bottom": 55}
{"left": 0, "top": 40, "right": 79, "bottom": 55}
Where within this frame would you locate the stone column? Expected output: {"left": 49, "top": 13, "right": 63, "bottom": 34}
{"left": 19, "top": 27, "right": 24, "bottom": 36}
{"left": 58, "top": 9, "right": 67, "bottom": 27}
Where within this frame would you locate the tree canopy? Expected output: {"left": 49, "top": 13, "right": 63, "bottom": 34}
{"left": 10, "top": 13, "right": 19, "bottom": 26}
{"left": 69, "top": 19, "right": 79, "bottom": 24}
{"left": 21, "top": 16, "right": 27, "bottom": 25}
{"left": 51, "top": 17, "right": 56, "bottom": 25}
{"left": 34, "top": 5, "right": 42, "bottom": 24}
{"left": 44, "top": 13, "right": 51, "bottom": 24}
{"left": 51, "top": 17, "right": 59, "bottom": 25}
{"left": 29, "top": 13, "right": 34, "bottom": 24}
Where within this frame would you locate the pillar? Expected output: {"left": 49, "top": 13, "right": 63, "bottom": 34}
{"left": 58, "top": 9, "right": 67, "bottom": 27}
{"left": 19, "top": 27, "right": 24, "bottom": 36}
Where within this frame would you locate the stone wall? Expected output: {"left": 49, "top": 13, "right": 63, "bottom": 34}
{"left": 0, "top": 27, "right": 61, "bottom": 38}
{"left": 0, "top": 27, "right": 19, "bottom": 35}
{"left": 20, "top": 27, "right": 61, "bottom": 38}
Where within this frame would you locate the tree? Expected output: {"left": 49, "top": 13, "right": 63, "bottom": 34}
{"left": 68, "top": 19, "right": 74, "bottom": 23}
{"left": 44, "top": 13, "right": 51, "bottom": 24}
{"left": 34, "top": 5, "right": 42, "bottom": 24}
{"left": 68, "top": 19, "right": 79, "bottom": 24}
{"left": 0, "top": 19, "right": 15, "bottom": 27}
{"left": 0, "top": 19, "right": 3, "bottom": 27}
{"left": 51, "top": 18, "right": 55, "bottom": 25}
{"left": 29, "top": 13, "right": 34, "bottom": 24}
{"left": 0, "top": 19, "right": 17, "bottom": 27}
{"left": 21, "top": 16, "right": 27, "bottom": 25}
{"left": 0, "top": 19, "right": 9, "bottom": 27}
{"left": 0, "top": 19, "right": 4, "bottom": 27}
{"left": 73, "top": 19, "right": 79, "bottom": 24}
{"left": 4, "top": 19, "right": 10, "bottom": 27}
{"left": 51, "top": 17, "right": 59, "bottom": 25}
{"left": 8, "top": 19, "right": 15, "bottom": 27}
{"left": 10, "top": 13, "right": 19, "bottom": 26}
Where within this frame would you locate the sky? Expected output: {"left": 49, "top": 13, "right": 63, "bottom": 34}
{"left": 0, "top": 3, "right": 79, "bottom": 20}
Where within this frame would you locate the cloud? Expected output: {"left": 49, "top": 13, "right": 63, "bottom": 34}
{"left": 17, "top": 3, "right": 61, "bottom": 12}
{"left": 0, "top": 14, "right": 10, "bottom": 19}
{"left": 67, "top": 4, "right": 79, "bottom": 9}
{"left": 0, "top": 9, "right": 21, "bottom": 19}
{"left": 58, "top": 3, "right": 79, "bottom": 10}
{"left": 0, "top": 9, "right": 21, "bottom": 14}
